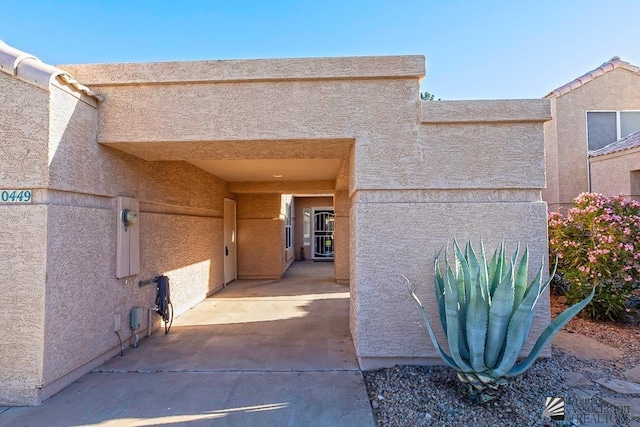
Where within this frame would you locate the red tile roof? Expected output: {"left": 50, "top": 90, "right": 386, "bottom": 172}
{"left": 546, "top": 57, "right": 640, "bottom": 98}
{"left": 0, "top": 40, "right": 103, "bottom": 101}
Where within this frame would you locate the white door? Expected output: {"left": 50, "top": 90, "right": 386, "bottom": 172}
{"left": 224, "top": 198, "right": 237, "bottom": 285}
{"left": 312, "top": 208, "right": 335, "bottom": 260}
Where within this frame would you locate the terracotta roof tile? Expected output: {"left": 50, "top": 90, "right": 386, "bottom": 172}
{"left": 546, "top": 57, "right": 640, "bottom": 98}
{"left": 589, "top": 130, "right": 640, "bottom": 157}
{"left": 0, "top": 40, "right": 103, "bottom": 101}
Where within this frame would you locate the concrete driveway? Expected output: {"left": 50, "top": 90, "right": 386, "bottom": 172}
{"left": 1, "top": 262, "right": 375, "bottom": 427}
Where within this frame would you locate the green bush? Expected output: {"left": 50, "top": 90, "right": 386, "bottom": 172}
{"left": 548, "top": 193, "right": 640, "bottom": 322}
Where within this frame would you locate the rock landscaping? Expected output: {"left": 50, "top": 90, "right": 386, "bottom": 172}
{"left": 363, "top": 295, "right": 639, "bottom": 426}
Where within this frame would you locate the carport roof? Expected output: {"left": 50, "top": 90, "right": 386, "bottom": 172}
{"left": 589, "top": 130, "right": 640, "bottom": 157}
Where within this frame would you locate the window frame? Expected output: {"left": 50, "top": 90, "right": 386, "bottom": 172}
{"left": 586, "top": 110, "right": 640, "bottom": 149}
{"left": 302, "top": 208, "right": 311, "bottom": 246}
{"left": 284, "top": 201, "right": 293, "bottom": 250}
{"left": 585, "top": 110, "right": 640, "bottom": 192}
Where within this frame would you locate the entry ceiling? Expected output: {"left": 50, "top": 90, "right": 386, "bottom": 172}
{"left": 190, "top": 159, "right": 342, "bottom": 182}
{"left": 100, "top": 138, "right": 353, "bottom": 183}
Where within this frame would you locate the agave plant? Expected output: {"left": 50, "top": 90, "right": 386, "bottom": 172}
{"left": 405, "top": 240, "right": 595, "bottom": 402}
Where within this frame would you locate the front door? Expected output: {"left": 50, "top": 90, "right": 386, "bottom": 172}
{"left": 312, "top": 208, "right": 335, "bottom": 260}
{"left": 224, "top": 198, "right": 237, "bottom": 285}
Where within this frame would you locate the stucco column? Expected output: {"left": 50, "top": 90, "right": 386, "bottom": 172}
{"left": 333, "top": 191, "right": 350, "bottom": 284}
{"left": 0, "top": 205, "right": 48, "bottom": 405}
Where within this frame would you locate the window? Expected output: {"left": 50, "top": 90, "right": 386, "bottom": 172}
{"left": 587, "top": 111, "right": 640, "bottom": 151}
{"left": 284, "top": 201, "right": 292, "bottom": 249}
{"left": 302, "top": 208, "right": 311, "bottom": 246}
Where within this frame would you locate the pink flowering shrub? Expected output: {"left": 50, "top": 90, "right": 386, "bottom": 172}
{"left": 548, "top": 193, "right": 640, "bottom": 322}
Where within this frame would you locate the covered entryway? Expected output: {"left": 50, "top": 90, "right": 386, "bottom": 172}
{"left": 99, "top": 262, "right": 356, "bottom": 371}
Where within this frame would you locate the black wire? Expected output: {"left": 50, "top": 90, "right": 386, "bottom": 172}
{"left": 115, "top": 331, "right": 124, "bottom": 356}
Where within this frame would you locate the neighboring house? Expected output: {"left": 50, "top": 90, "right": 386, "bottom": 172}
{"left": 0, "top": 40, "right": 552, "bottom": 406}
{"left": 589, "top": 130, "right": 640, "bottom": 200}
{"left": 543, "top": 57, "right": 640, "bottom": 211}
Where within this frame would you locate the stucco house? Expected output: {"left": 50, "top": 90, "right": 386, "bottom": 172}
{"left": 589, "top": 130, "right": 640, "bottom": 200}
{"left": 0, "top": 40, "right": 552, "bottom": 406}
{"left": 543, "top": 57, "right": 640, "bottom": 210}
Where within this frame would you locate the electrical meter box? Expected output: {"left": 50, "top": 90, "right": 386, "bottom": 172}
{"left": 130, "top": 307, "right": 143, "bottom": 330}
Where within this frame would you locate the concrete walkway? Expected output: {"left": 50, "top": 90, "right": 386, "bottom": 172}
{"left": 1, "top": 262, "right": 375, "bottom": 427}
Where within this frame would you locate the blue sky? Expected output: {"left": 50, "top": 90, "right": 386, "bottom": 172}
{"left": 2, "top": 0, "right": 639, "bottom": 99}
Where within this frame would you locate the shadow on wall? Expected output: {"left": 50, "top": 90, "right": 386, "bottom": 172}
{"left": 41, "top": 89, "right": 225, "bottom": 392}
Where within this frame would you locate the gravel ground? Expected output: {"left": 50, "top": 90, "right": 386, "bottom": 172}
{"left": 363, "top": 296, "right": 640, "bottom": 427}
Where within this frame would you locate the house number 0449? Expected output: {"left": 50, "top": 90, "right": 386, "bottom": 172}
{"left": 0, "top": 190, "right": 32, "bottom": 203}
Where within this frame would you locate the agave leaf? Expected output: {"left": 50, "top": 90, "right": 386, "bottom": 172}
{"left": 516, "top": 262, "right": 560, "bottom": 356}
{"left": 464, "top": 243, "right": 479, "bottom": 312}
{"left": 540, "top": 257, "right": 559, "bottom": 297}
{"left": 501, "top": 241, "right": 514, "bottom": 283}
{"left": 511, "top": 259, "right": 561, "bottom": 351}
{"left": 464, "top": 241, "right": 481, "bottom": 310}
{"left": 475, "top": 372, "right": 497, "bottom": 384}
{"left": 484, "top": 263, "right": 515, "bottom": 368}
{"left": 466, "top": 270, "right": 489, "bottom": 372}
{"left": 507, "top": 286, "right": 596, "bottom": 377}
{"left": 453, "top": 240, "right": 471, "bottom": 360}
{"left": 510, "top": 243, "right": 520, "bottom": 277}
{"left": 454, "top": 239, "right": 472, "bottom": 307}
{"left": 489, "top": 269, "right": 543, "bottom": 378}
{"left": 521, "top": 259, "right": 544, "bottom": 303}
{"left": 445, "top": 266, "right": 473, "bottom": 372}
{"left": 512, "top": 246, "right": 529, "bottom": 314}
{"left": 466, "top": 241, "right": 481, "bottom": 289}
{"left": 434, "top": 252, "right": 448, "bottom": 337}
{"left": 404, "top": 276, "right": 460, "bottom": 370}
{"left": 478, "top": 239, "right": 490, "bottom": 301}
{"left": 487, "top": 247, "right": 500, "bottom": 296}
{"left": 489, "top": 242, "right": 508, "bottom": 296}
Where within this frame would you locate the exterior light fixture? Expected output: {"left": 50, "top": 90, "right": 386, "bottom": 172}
{"left": 121, "top": 208, "right": 138, "bottom": 230}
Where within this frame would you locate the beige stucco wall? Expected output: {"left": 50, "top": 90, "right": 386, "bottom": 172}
{"left": 0, "top": 72, "right": 50, "bottom": 405}
{"left": 590, "top": 147, "right": 640, "bottom": 199}
{"left": 333, "top": 191, "right": 350, "bottom": 284}
{"left": 352, "top": 199, "right": 549, "bottom": 366}
{"left": 542, "top": 97, "right": 559, "bottom": 207}
{"left": 0, "top": 72, "right": 49, "bottom": 188}
{"left": 43, "top": 82, "right": 229, "bottom": 379}
{"left": 236, "top": 193, "right": 284, "bottom": 279}
{"left": 58, "top": 62, "right": 423, "bottom": 194}
{"left": 1, "top": 70, "right": 231, "bottom": 405}
{"left": 544, "top": 68, "right": 640, "bottom": 211}
{"left": 352, "top": 100, "right": 551, "bottom": 367}
{"left": 0, "top": 205, "right": 48, "bottom": 405}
